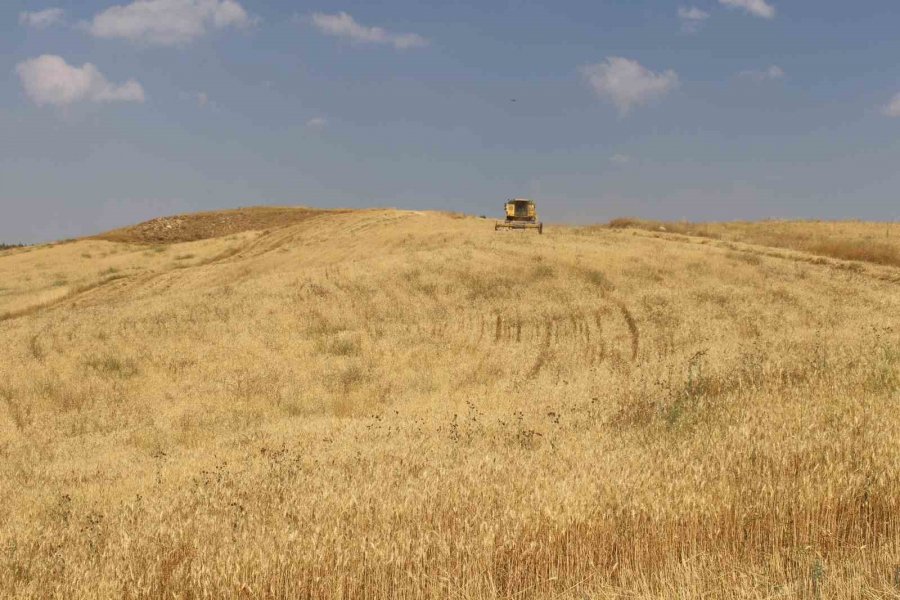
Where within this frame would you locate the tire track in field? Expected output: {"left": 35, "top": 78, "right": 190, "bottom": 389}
{"left": 412, "top": 305, "right": 636, "bottom": 383}
{"left": 0, "top": 212, "right": 416, "bottom": 323}
{"left": 0, "top": 226, "right": 284, "bottom": 323}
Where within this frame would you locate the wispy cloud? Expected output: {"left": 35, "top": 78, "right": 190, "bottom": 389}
{"left": 678, "top": 7, "right": 710, "bottom": 33}
{"left": 306, "top": 117, "right": 328, "bottom": 130}
{"left": 719, "top": 0, "right": 776, "bottom": 19}
{"left": 610, "top": 154, "right": 632, "bottom": 165}
{"left": 883, "top": 93, "right": 900, "bottom": 118}
{"left": 179, "top": 90, "right": 216, "bottom": 108}
{"left": 580, "top": 57, "right": 679, "bottom": 116}
{"left": 16, "top": 55, "right": 145, "bottom": 107}
{"left": 739, "top": 65, "right": 785, "bottom": 81}
{"left": 310, "top": 12, "right": 427, "bottom": 50}
{"left": 87, "top": 0, "right": 254, "bottom": 46}
{"left": 19, "top": 8, "right": 66, "bottom": 29}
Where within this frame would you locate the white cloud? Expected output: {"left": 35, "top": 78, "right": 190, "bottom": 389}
{"left": 88, "top": 0, "right": 253, "bottom": 46}
{"left": 740, "top": 65, "right": 785, "bottom": 81}
{"left": 580, "top": 57, "right": 679, "bottom": 115}
{"left": 610, "top": 154, "right": 631, "bottom": 165}
{"left": 883, "top": 93, "right": 900, "bottom": 118}
{"left": 719, "top": 0, "right": 775, "bottom": 19}
{"left": 19, "top": 8, "right": 66, "bottom": 29}
{"left": 310, "top": 12, "right": 427, "bottom": 50}
{"left": 678, "top": 7, "right": 709, "bottom": 33}
{"left": 765, "top": 65, "right": 785, "bottom": 79}
{"left": 16, "top": 55, "right": 145, "bottom": 107}
{"left": 306, "top": 117, "right": 327, "bottom": 129}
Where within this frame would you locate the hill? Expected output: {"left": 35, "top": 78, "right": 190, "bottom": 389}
{"left": 93, "top": 206, "right": 347, "bottom": 244}
{"left": 1, "top": 208, "right": 899, "bottom": 599}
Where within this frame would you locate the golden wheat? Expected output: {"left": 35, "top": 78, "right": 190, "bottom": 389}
{"left": 1, "top": 210, "right": 899, "bottom": 598}
{"left": 606, "top": 217, "right": 900, "bottom": 267}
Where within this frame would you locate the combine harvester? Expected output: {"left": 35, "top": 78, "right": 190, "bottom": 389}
{"left": 495, "top": 198, "right": 543, "bottom": 234}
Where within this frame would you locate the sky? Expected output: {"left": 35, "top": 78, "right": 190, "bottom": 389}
{"left": 2, "top": 0, "right": 900, "bottom": 242}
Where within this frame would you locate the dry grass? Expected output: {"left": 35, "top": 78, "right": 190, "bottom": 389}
{"left": 93, "top": 205, "right": 348, "bottom": 244}
{"left": 1, "top": 209, "right": 899, "bottom": 598}
{"left": 607, "top": 217, "right": 900, "bottom": 267}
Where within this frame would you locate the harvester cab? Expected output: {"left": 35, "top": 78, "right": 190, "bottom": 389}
{"left": 495, "top": 198, "right": 543, "bottom": 234}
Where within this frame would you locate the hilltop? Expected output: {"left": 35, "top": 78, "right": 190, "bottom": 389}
{"left": 93, "top": 206, "right": 349, "bottom": 244}
{"left": 1, "top": 207, "right": 899, "bottom": 599}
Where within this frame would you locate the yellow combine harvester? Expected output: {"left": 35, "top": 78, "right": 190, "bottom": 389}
{"left": 495, "top": 198, "right": 543, "bottom": 234}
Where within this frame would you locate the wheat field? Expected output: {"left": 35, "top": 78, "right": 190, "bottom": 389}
{"left": 605, "top": 218, "right": 900, "bottom": 268}
{"left": 1, "top": 208, "right": 899, "bottom": 599}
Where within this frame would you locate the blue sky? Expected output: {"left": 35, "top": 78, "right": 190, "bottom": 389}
{"left": 2, "top": 0, "right": 900, "bottom": 242}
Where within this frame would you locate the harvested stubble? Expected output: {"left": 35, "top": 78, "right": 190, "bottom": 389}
{"left": 0, "top": 209, "right": 899, "bottom": 599}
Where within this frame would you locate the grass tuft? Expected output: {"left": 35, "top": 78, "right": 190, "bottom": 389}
{"left": 84, "top": 355, "right": 140, "bottom": 378}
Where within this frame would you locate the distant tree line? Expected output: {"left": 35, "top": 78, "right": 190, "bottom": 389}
{"left": 0, "top": 243, "right": 26, "bottom": 250}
